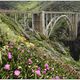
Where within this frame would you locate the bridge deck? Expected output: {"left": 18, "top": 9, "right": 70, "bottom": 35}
{"left": 0, "top": 10, "right": 79, "bottom": 14}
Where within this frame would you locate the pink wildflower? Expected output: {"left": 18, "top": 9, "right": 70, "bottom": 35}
{"left": 55, "top": 76, "right": 60, "bottom": 79}
{"left": 44, "top": 63, "right": 49, "bottom": 70}
{"left": 14, "top": 70, "right": 20, "bottom": 76}
{"left": 21, "top": 49, "right": 24, "bottom": 53}
{"left": 27, "top": 50, "right": 30, "bottom": 53}
{"left": 28, "top": 59, "right": 33, "bottom": 64}
{"left": 43, "top": 69, "right": 47, "bottom": 74}
{"left": 37, "top": 67, "right": 41, "bottom": 70}
{"left": 32, "top": 69, "right": 34, "bottom": 73}
{"left": 18, "top": 47, "right": 20, "bottom": 50}
{"left": 8, "top": 52, "right": 12, "bottom": 60}
{"left": 4, "top": 64, "right": 10, "bottom": 70}
{"left": 52, "top": 78, "right": 56, "bottom": 80}
{"left": 51, "top": 68, "right": 54, "bottom": 71}
{"left": 35, "top": 70, "right": 41, "bottom": 76}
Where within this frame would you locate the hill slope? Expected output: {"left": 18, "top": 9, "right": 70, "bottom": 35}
{"left": 0, "top": 14, "right": 80, "bottom": 79}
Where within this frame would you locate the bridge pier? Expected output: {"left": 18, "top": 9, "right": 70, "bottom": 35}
{"left": 32, "top": 12, "right": 44, "bottom": 33}
{"left": 42, "top": 11, "right": 46, "bottom": 35}
{"left": 71, "top": 13, "right": 78, "bottom": 40}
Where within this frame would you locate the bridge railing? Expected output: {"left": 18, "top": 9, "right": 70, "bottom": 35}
{"left": 0, "top": 10, "right": 33, "bottom": 31}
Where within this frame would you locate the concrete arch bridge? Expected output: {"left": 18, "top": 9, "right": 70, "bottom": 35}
{"left": 0, "top": 10, "right": 80, "bottom": 40}
{"left": 33, "top": 11, "right": 80, "bottom": 40}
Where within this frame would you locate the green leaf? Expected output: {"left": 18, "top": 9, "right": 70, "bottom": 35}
{"left": 0, "top": 51, "right": 2, "bottom": 64}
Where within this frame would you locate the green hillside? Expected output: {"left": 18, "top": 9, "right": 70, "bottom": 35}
{"left": 0, "top": 1, "right": 80, "bottom": 12}
{"left": 0, "top": 14, "right": 80, "bottom": 79}
{"left": 16, "top": 1, "right": 80, "bottom": 12}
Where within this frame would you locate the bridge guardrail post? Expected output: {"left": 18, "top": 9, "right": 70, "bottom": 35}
{"left": 72, "top": 13, "right": 78, "bottom": 40}
{"left": 75, "top": 13, "right": 78, "bottom": 39}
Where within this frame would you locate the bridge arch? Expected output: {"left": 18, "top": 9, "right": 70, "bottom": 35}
{"left": 46, "top": 15, "right": 73, "bottom": 40}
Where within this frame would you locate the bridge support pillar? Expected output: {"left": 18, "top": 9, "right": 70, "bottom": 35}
{"left": 32, "top": 11, "right": 46, "bottom": 35}
{"left": 71, "top": 13, "right": 78, "bottom": 40}
{"left": 32, "top": 12, "right": 44, "bottom": 33}
{"left": 42, "top": 11, "right": 46, "bottom": 35}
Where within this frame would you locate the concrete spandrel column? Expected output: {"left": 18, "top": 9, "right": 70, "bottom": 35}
{"left": 42, "top": 11, "right": 45, "bottom": 35}
{"left": 72, "top": 13, "right": 78, "bottom": 40}
{"left": 71, "top": 13, "right": 77, "bottom": 40}
{"left": 32, "top": 14, "right": 34, "bottom": 31}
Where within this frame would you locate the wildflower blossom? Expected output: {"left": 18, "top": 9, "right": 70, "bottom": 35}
{"left": 21, "top": 49, "right": 24, "bottom": 53}
{"left": 35, "top": 70, "right": 41, "bottom": 76}
{"left": 4, "top": 64, "right": 10, "bottom": 70}
{"left": 29, "top": 43, "right": 35, "bottom": 48}
{"left": 25, "top": 42, "right": 31, "bottom": 48}
{"left": 8, "top": 52, "right": 12, "bottom": 60}
{"left": 55, "top": 76, "right": 60, "bottom": 79}
{"left": 28, "top": 59, "right": 33, "bottom": 64}
{"left": 37, "top": 67, "right": 41, "bottom": 70}
{"left": 44, "top": 63, "right": 49, "bottom": 70}
{"left": 18, "top": 66, "right": 22, "bottom": 70}
{"left": 43, "top": 69, "right": 47, "bottom": 74}
{"left": 14, "top": 69, "right": 20, "bottom": 76}
{"left": 32, "top": 69, "right": 34, "bottom": 73}
{"left": 51, "top": 68, "right": 54, "bottom": 71}
{"left": 18, "top": 47, "right": 20, "bottom": 50}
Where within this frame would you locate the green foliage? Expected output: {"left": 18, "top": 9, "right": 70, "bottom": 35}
{"left": 49, "top": 18, "right": 69, "bottom": 41}
{"left": 0, "top": 51, "right": 2, "bottom": 64}
{"left": 16, "top": 1, "right": 40, "bottom": 11}
{"left": 0, "top": 14, "right": 23, "bottom": 35}
{"left": 0, "top": 39, "right": 78, "bottom": 79}
{"left": 0, "top": 13, "right": 29, "bottom": 44}
{"left": 0, "top": 1, "right": 80, "bottom": 12}
{"left": 0, "top": 19, "right": 17, "bottom": 46}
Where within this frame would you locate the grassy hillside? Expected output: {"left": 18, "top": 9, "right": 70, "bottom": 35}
{"left": 0, "top": 14, "right": 80, "bottom": 79}
{"left": 1, "top": 1, "right": 80, "bottom": 12}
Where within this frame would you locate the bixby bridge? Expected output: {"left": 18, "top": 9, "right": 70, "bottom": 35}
{"left": 0, "top": 10, "right": 80, "bottom": 40}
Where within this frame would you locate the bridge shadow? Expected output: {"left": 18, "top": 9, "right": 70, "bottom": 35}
{"left": 62, "top": 39, "right": 80, "bottom": 61}
{"left": 69, "top": 21, "right": 80, "bottom": 61}
{"left": 62, "top": 21, "right": 80, "bottom": 61}
{"left": 50, "top": 20, "right": 80, "bottom": 61}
